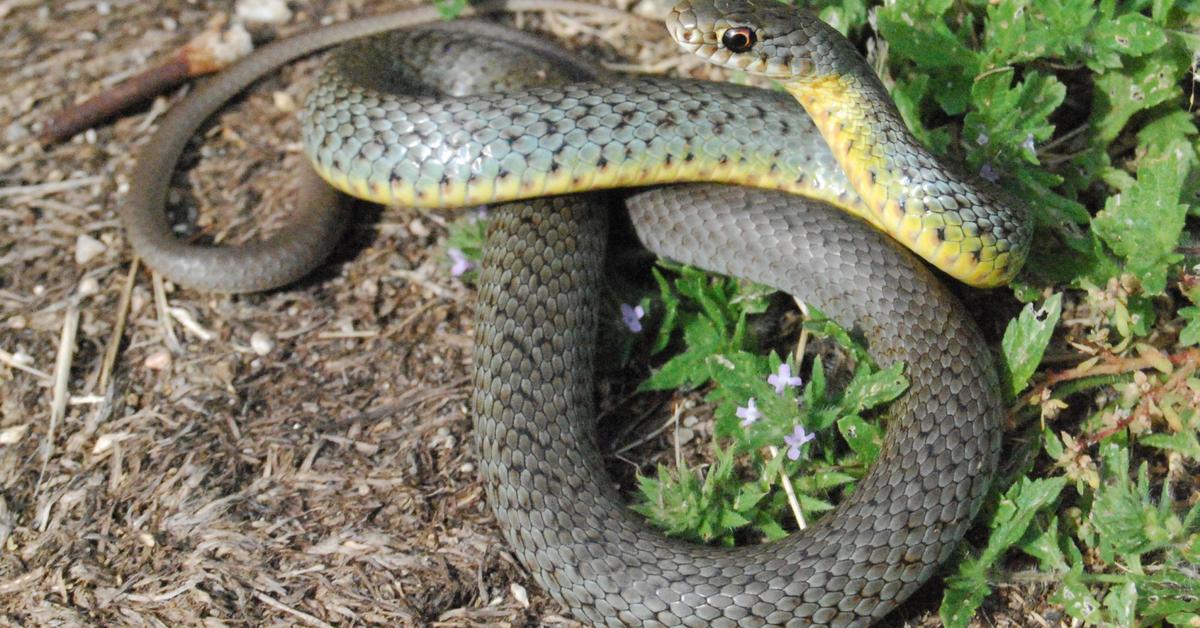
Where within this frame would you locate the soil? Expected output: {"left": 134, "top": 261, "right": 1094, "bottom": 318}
{"left": 0, "top": 1, "right": 1057, "bottom": 625}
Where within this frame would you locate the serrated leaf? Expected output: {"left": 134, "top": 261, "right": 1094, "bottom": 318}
{"left": 841, "top": 362, "right": 909, "bottom": 413}
{"left": 804, "top": 356, "right": 827, "bottom": 407}
{"left": 1089, "top": 13, "right": 1168, "bottom": 71}
{"left": 718, "top": 508, "right": 751, "bottom": 530}
{"left": 1030, "top": 0, "right": 1096, "bottom": 59}
{"left": 1180, "top": 306, "right": 1200, "bottom": 346}
{"left": 1104, "top": 581, "right": 1139, "bottom": 625}
{"left": 1054, "top": 568, "right": 1104, "bottom": 624}
{"left": 806, "top": 469, "right": 858, "bottom": 491}
{"left": 1093, "top": 140, "right": 1190, "bottom": 294}
{"left": 433, "top": 0, "right": 468, "bottom": 19}
{"left": 1020, "top": 516, "right": 1070, "bottom": 572}
{"left": 981, "top": 476, "right": 1069, "bottom": 566}
{"left": 1142, "top": 429, "right": 1200, "bottom": 460}
{"left": 1092, "top": 56, "right": 1188, "bottom": 143}
{"left": 837, "top": 415, "right": 883, "bottom": 465}
{"left": 796, "top": 492, "right": 836, "bottom": 515}
{"left": 802, "top": 309, "right": 874, "bottom": 366}
{"left": 966, "top": 69, "right": 1065, "bottom": 171}
{"left": 876, "top": 3, "right": 980, "bottom": 71}
{"left": 892, "top": 75, "right": 952, "bottom": 153}
{"left": 1001, "top": 293, "right": 1063, "bottom": 398}
{"left": 939, "top": 556, "right": 988, "bottom": 628}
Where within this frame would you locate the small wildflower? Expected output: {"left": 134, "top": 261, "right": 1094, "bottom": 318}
{"left": 621, "top": 303, "right": 645, "bottom": 333}
{"left": 784, "top": 424, "right": 815, "bottom": 460}
{"left": 737, "top": 398, "right": 761, "bottom": 427}
{"left": 979, "top": 163, "right": 1000, "bottom": 183}
{"left": 767, "top": 363, "right": 803, "bottom": 395}
{"left": 448, "top": 248, "right": 472, "bottom": 277}
{"left": 1022, "top": 132, "right": 1036, "bottom": 155}
{"left": 975, "top": 132, "right": 989, "bottom": 146}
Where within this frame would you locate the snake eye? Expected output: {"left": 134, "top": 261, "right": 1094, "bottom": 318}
{"left": 721, "top": 27, "right": 756, "bottom": 53}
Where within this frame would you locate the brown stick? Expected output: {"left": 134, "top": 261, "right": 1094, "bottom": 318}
{"left": 39, "top": 56, "right": 193, "bottom": 144}
{"left": 39, "top": 16, "right": 250, "bottom": 144}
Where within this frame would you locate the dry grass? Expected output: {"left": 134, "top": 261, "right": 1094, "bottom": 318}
{"left": 0, "top": 1, "right": 1059, "bottom": 625}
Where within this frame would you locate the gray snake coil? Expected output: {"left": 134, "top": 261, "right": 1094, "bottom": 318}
{"left": 119, "top": 3, "right": 1005, "bottom": 626}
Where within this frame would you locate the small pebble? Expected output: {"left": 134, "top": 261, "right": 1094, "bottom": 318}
{"left": 235, "top": 0, "right": 293, "bottom": 24}
{"left": 0, "top": 424, "right": 29, "bottom": 446}
{"left": 408, "top": 218, "right": 430, "bottom": 237}
{"left": 272, "top": 90, "right": 297, "bottom": 113}
{"left": 92, "top": 432, "right": 130, "bottom": 454}
{"left": 75, "top": 234, "right": 106, "bottom": 264}
{"left": 249, "top": 330, "right": 275, "bottom": 356}
{"left": 144, "top": 349, "right": 172, "bottom": 371}
{"left": 4, "top": 122, "right": 29, "bottom": 144}
{"left": 77, "top": 277, "right": 100, "bottom": 296}
{"left": 510, "top": 583, "right": 529, "bottom": 608}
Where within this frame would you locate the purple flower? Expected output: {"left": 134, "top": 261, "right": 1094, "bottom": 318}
{"left": 736, "top": 398, "right": 761, "bottom": 427}
{"left": 767, "top": 363, "right": 803, "bottom": 395}
{"left": 784, "top": 424, "right": 815, "bottom": 460}
{"left": 621, "top": 303, "right": 645, "bottom": 333}
{"left": 448, "top": 248, "right": 472, "bottom": 277}
{"left": 979, "top": 163, "right": 1000, "bottom": 183}
{"left": 975, "top": 132, "right": 989, "bottom": 146}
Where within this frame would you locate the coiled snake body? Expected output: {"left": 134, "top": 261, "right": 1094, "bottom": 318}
{"left": 122, "top": 1, "right": 1021, "bottom": 625}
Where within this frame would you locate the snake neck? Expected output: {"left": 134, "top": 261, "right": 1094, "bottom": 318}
{"left": 784, "top": 75, "right": 1019, "bottom": 288}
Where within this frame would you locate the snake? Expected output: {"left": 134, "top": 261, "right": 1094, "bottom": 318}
{"left": 119, "top": 1, "right": 1021, "bottom": 625}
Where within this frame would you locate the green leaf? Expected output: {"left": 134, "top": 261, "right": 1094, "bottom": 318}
{"left": 651, "top": 268, "right": 680, "bottom": 354}
{"left": 966, "top": 69, "right": 1065, "bottom": 169}
{"left": 1020, "top": 517, "right": 1070, "bottom": 572}
{"left": 1091, "top": 55, "right": 1187, "bottom": 143}
{"left": 1088, "top": 13, "right": 1169, "bottom": 71}
{"left": 802, "top": 309, "right": 874, "bottom": 366}
{"left": 433, "top": 0, "right": 468, "bottom": 19}
{"left": 837, "top": 415, "right": 883, "bottom": 465}
{"left": 1055, "top": 567, "right": 1104, "bottom": 624}
{"left": 980, "top": 476, "right": 1069, "bottom": 566}
{"left": 877, "top": 3, "right": 980, "bottom": 71}
{"left": 1141, "top": 429, "right": 1200, "bottom": 459}
{"left": 891, "top": 75, "right": 952, "bottom": 154}
{"left": 1103, "top": 580, "right": 1138, "bottom": 625}
{"left": 804, "top": 356, "right": 828, "bottom": 408}
{"left": 639, "top": 317, "right": 721, "bottom": 391}
{"left": 1180, "top": 307, "right": 1200, "bottom": 346}
{"left": 1030, "top": 0, "right": 1097, "bottom": 59}
{"left": 1000, "top": 293, "right": 1063, "bottom": 398}
{"left": 1092, "top": 140, "right": 1191, "bottom": 294}
{"left": 840, "top": 362, "right": 909, "bottom": 414}
{"left": 939, "top": 556, "right": 988, "bottom": 628}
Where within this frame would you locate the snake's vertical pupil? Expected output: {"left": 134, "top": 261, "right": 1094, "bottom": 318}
{"left": 721, "top": 27, "right": 756, "bottom": 53}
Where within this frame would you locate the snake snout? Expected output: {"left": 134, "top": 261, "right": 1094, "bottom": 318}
{"left": 666, "top": 3, "right": 707, "bottom": 51}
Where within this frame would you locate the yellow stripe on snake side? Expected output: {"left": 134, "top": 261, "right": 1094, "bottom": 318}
{"left": 785, "top": 75, "right": 1014, "bottom": 288}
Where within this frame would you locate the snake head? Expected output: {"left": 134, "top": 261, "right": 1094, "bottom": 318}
{"left": 667, "top": 0, "right": 861, "bottom": 83}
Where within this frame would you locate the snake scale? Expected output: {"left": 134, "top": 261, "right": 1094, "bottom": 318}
{"left": 121, "top": 1, "right": 1020, "bottom": 625}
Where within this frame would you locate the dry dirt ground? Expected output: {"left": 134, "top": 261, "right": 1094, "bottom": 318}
{"left": 0, "top": 1, "right": 1058, "bottom": 625}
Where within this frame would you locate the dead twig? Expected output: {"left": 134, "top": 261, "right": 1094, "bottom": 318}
{"left": 39, "top": 14, "right": 253, "bottom": 144}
